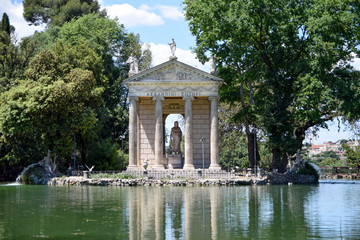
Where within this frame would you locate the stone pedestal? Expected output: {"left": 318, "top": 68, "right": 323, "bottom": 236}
{"left": 167, "top": 154, "right": 182, "bottom": 169}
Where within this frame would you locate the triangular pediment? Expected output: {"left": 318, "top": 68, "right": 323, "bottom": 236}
{"left": 124, "top": 59, "right": 223, "bottom": 84}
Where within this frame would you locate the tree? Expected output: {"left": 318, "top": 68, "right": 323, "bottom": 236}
{"left": 184, "top": 0, "right": 360, "bottom": 172}
{"left": 56, "top": 14, "right": 152, "bottom": 162}
{"left": 23, "top": 0, "right": 103, "bottom": 26}
{"left": 1, "top": 13, "right": 11, "bottom": 35}
{"left": 0, "top": 42, "right": 104, "bottom": 171}
{"left": 342, "top": 143, "right": 360, "bottom": 167}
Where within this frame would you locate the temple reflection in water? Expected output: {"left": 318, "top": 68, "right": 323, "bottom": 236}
{"left": 126, "top": 186, "right": 313, "bottom": 240}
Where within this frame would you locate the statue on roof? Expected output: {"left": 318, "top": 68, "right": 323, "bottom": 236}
{"left": 169, "top": 38, "right": 177, "bottom": 60}
{"left": 127, "top": 55, "right": 139, "bottom": 77}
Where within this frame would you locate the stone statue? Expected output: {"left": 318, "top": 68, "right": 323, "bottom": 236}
{"left": 169, "top": 38, "right": 177, "bottom": 59}
{"left": 39, "top": 150, "right": 56, "bottom": 174}
{"left": 209, "top": 55, "right": 218, "bottom": 76}
{"left": 170, "top": 121, "right": 182, "bottom": 153}
{"left": 127, "top": 55, "right": 139, "bottom": 76}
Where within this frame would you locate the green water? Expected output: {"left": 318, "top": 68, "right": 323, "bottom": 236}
{"left": 1, "top": 181, "right": 360, "bottom": 239}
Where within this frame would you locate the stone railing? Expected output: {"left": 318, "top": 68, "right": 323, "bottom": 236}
{"left": 125, "top": 169, "right": 235, "bottom": 180}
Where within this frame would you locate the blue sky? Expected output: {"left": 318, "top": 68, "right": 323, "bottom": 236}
{"left": 2, "top": 0, "right": 358, "bottom": 144}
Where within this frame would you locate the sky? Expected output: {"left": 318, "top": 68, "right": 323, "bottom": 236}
{"left": 2, "top": 0, "right": 359, "bottom": 144}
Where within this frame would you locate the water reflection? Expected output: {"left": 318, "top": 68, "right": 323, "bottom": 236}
{"left": 1, "top": 183, "right": 360, "bottom": 239}
{"left": 126, "top": 185, "right": 360, "bottom": 240}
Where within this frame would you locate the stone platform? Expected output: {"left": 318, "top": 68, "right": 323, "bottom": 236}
{"left": 47, "top": 172, "right": 318, "bottom": 186}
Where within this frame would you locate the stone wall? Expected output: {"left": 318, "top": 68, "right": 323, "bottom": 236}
{"left": 138, "top": 99, "right": 156, "bottom": 166}
{"left": 192, "top": 97, "right": 210, "bottom": 168}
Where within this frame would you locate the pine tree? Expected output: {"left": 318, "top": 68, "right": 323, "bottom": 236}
{"left": 1, "top": 13, "right": 11, "bottom": 35}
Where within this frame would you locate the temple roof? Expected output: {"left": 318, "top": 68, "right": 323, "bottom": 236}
{"left": 124, "top": 58, "right": 223, "bottom": 85}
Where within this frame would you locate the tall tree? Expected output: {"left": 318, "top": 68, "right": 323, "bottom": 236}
{"left": 184, "top": 0, "right": 360, "bottom": 172}
{"left": 1, "top": 13, "right": 11, "bottom": 35}
{"left": 23, "top": 0, "right": 103, "bottom": 26}
{"left": 0, "top": 41, "right": 104, "bottom": 170}
{"left": 57, "top": 14, "right": 152, "bottom": 157}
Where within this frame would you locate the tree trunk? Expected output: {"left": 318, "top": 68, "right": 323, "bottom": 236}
{"left": 271, "top": 148, "right": 281, "bottom": 171}
{"left": 279, "top": 153, "right": 288, "bottom": 173}
{"left": 247, "top": 132, "right": 260, "bottom": 168}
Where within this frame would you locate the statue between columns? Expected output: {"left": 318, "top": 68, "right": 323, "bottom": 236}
{"left": 170, "top": 121, "right": 182, "bottom": 154}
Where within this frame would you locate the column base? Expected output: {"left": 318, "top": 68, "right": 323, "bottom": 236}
{"left": 126, "top": 165, "right": 139, "bottom": 171}
{"left": 209, "top": 164, "right": 221, "bottom": 170}
{"left": 152, "top": 164, "right": 165, "bottom": 170}
{"left": 183, "top": 164, "right": 195, "bottom": 170}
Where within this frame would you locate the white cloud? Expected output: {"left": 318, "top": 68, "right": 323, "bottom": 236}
{"left": 350, "top": 53, "right": 360, "bottom": 71}
{"left": 104, "top": 4, "right": 164, "bottom": 28}
{"left": 140, "top": 4, "right": 184, "bottom": 21}
{"left": 1, "top": 0, "right": 45, "bottom": 39}
{"left": 148, "top": 43, "right": 209, "bottom": 72}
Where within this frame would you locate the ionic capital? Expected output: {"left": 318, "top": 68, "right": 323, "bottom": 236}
{"left": 208, "top": 96, "right": 220, "bottom": 101}
{"left": 153, "top": 96, "right": 165, "bottom": 101}
{"left": 182, "top": 96, "right": 194, "bottom": 101}
{"left": 128, "top": 96, "right": 139, "bottom": 101}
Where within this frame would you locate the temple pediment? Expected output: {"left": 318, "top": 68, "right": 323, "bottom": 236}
{"left": 124, "top": 59, "right": 223, "bottom": 97}
{"left": 125, "top": 59, "right": 223, "bottom": 83}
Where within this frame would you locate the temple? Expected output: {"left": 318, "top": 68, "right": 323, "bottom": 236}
{"left": 124, "top": 58, "right": 223, "bottom": 170}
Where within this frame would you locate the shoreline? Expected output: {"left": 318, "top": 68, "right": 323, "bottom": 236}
{"left": 47, "top": 172, "right": 318, "bottom": 186}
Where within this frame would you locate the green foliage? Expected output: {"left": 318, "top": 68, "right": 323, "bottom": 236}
{"left": 0, "top": 42, "right": 104, "bottom": 167}
{"left": 184, "top": 0, "right": 360, "bottom": 171}
{"left": 0, "top": 33, "right": 40, "bottom": 92}
{"left": 341, "top": 143, "right": 360, "bottom": 167}
{"left": 23, "top": 0, "right": 103, "bottom": 26}
{"left": 87, "top": 138, "right": 128, "bottom": 170}
{"left": 1, "top": 13, "right": 11, "bottom": 35}
{"left": 312, "top": 150, "right": 347, "bottom": 167}
{"left": 218, "top": 102, "right": 272, "bottom": 170}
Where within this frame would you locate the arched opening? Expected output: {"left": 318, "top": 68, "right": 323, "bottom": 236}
{"left": 165, "top": 114, "right": 185, "bottom": 169}
{"left": 165, "top": 114, "right": 185, "bottom": 152}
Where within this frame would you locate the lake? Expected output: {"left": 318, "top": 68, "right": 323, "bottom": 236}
{"left": 1, "top": 181, "right": 360, "bottom": 239}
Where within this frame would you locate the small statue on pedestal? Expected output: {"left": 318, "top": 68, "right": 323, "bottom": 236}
{"left": 169, "top": 38, "right": 177, "bottom": 60}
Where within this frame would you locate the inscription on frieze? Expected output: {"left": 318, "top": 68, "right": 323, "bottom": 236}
{"left": 146, "top": 92, "right": 201, "bottom": 97}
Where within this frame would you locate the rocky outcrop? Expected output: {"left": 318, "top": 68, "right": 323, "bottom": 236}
{"left": 17, "top": 151, "right": 58, "bottom": 185}
{"left": 266, "top": 172, "right": 318, "bottom": 185}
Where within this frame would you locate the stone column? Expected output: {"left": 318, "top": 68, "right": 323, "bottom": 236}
{"left": 127, "top": 96, "right": 138, "bottom": 170}
{"left": 184, "top": 188, "right": 193, "bottom": 239}
{"left": 183, "top": 96, "right": 195, "bottom": 170}
{"left": 153, "top": 96, "right": 165, "bottom": 169}
{"left": 209, "top": 96, "right": 221, "bottom": 170}
{"left": 210, "top": 187, "right": 219, "bottom": 240}
{"left": 128, "top": 189, "right": 138, "bottom": 240}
